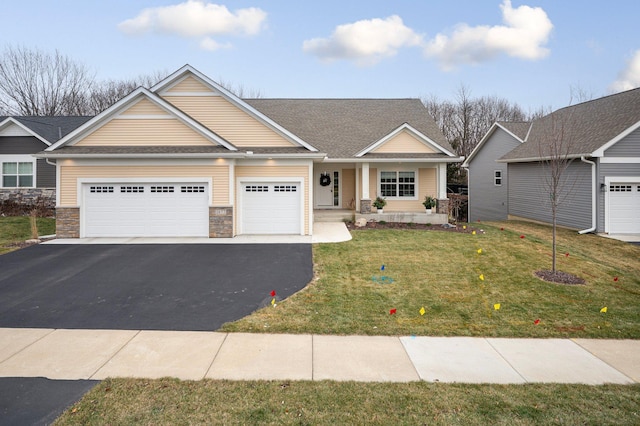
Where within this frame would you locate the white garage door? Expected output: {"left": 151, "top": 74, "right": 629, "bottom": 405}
{"left": 83, "top": 183, "right": 209, "bottom": 237}
{"left": 609, "top": 182, "right": 640, "bottom": 233}
{"left": 241, "top": 182, "right": 302, "bottom": 234}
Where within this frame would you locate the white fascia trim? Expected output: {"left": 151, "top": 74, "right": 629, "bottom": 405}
{"left": 59, "top": 158, "right": 231, "bottom": 166}
{"left": 497, "top": 154, "right": 589, "bottom": 163}
{"left": 592, "top": 119, "right": 640, "bottom": 157}
{"left": 600, "top": 157, "right": 640, "bottom": 163}
{"left": 355, "top": 123, "right": 457, "bottom": 158}
{"left": 0, "top": 117, "right": 51, "bottom": 145}
{"left": 236, "top": 176, "right": 306, "bottom": 236}
{"left": 327, "top": 156, "right": 463, "bottom": 163}
{"left": 46, "top": 88, "right": 237, "bottom": 152}
{"left": 152, "top": 65, "right": 318, "bottom": 152}
{"left": 34, "top": 152, "right": 243, "bottom": 159}
{"left": 77, "top": 177, "right": 214, "bottom": 206}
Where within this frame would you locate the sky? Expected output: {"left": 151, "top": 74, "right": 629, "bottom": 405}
{"left": 2, "top": 0, "right": 640, "bottom": 111}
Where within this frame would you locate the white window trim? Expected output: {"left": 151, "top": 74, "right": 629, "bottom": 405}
{"left": 1, "top": 154, "right": 37, "bottom": 188}
{"left": 377, "top": 168, "right": 418, "bottom": 200}
{"left": 494, "top": 170, "right": 503, "bottom": 186}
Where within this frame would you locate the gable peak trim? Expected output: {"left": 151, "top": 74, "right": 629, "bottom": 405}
{"left": 0, "top": 117, "right": 51, "bottom": 145}
{"left": 355, "top": 123, "right": 456, "bottom": 158}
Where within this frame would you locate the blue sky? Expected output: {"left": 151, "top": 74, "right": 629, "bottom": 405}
{"left": 3, "top": 1, "right": 640, "bottom": 111}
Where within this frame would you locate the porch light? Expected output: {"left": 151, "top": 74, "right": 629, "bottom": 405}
{"left": 600, "top": 183, "right": 607, "bottom": 192}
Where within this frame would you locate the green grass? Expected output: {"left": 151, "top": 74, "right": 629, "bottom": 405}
{"left": 221, "top": 221, "right": 640, "bottom": 338}
{"left": 54, "top": 379, "right": 640, "bottom": 425}
{"left": 0, "top": 216, "right": 56, "bottom": 255}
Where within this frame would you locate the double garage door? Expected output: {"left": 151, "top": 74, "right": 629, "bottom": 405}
{"left": 83, "top": 181, "right": 303, "bottom": 237}
{"left": 609, "top": 182, "right": 640, "bottom": 234}
{"left": 83, "top": 183, "right": 209, "bottom": 237}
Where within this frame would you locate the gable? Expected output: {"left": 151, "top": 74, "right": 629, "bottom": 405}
{"left": 164, "top": 75, "right": 212, "bottom": 93}
{"left": 162, "top": 93, "right": 297, "bottom": 148}
{"left": 371, "top": 129, "right": 436, "bottom": 154}
{"left": 119, "top": 98, "right": 172, "bottom": 116}
{"left": 0, "top": 121, "right": 33, "bottom": 137}
{"left": 603, "top": 126, "right": 640, "bottom": 157}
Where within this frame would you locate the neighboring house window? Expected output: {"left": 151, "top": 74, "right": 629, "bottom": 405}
{"left": 2, "top": 161, "right": 34, "bottom": 188}
{"left": 494, "top": 170, "right": 502, "bottom": 186}
{"left": 380, "top": 171, "right": 416, "bottom": 198}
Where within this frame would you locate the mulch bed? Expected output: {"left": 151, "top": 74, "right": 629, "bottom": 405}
{"left": 535, "top": 270, "right": 586, "bottom": 285}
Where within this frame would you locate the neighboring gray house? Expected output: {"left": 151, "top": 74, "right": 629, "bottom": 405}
{"left": 463, "top": 121, "right": 530, "bottom": 222}
{"left": 0, "top": 116, "right": 91, "bottom": 201}
{"left": 465, "top": 87, "right": 640, "bottom": 234}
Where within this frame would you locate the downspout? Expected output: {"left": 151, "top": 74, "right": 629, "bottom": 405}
{"left": 578, "top": 156, "right": 596, "bottom": 234}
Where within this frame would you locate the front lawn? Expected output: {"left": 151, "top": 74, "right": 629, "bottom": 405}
{"left": 0, "top": 216, "right": 56, "bottom": 255}
{"left": 221, "top": 221, "right": 640, "bottom": 338}
{"left": 55, "top": 379, "right": 640, "bottom": 425}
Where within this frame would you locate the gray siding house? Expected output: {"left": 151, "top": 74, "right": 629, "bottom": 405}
{"left": 466, "top": 87, "right": 640, "bottom": 234}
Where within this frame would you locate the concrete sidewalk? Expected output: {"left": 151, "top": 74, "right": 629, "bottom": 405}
{"left": 0, "top": 328, "right": 637, "bottom": 384}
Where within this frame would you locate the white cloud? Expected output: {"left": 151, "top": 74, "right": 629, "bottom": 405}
{"left": 302, "top": 15, "right": 424, "bottom": 66}
{"left": 424, "top": 0, "right": 553, "bottom": 70}
{"left": 118, "top": 1, "right": 266, "bottom": 50}
{"left": 200, "top": 37, "right": 233, "bottom": 51}
{"left": 610, "top": 49, "right": 640, "bottom": 92}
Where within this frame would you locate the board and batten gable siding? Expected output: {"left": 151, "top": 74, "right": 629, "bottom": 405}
{"left": 58, "top": 162, "right": 230, "bottom": 206}
{"left": 371, "top": 130, "right": 436, "bottom": 154}
{"left": 596, "top": 162, "right": 640, "bottom": 232}
{"left": 604, "top": 126, "right": 640, "bottom": 156}
{"left": 508, "top": 161, "right": 592, "bottom": 230}
{"left": 468, "top": 128, "right": 522, "bottom": 222}
{"left": 0, "top": 136, "right": 55, "bottom": 187}
{"left": 163, "top": 95, "right": 295, "bottom": 148}
{"left": 364, "top": 166, "right": 436, "bottom": 212}
{"left": 235, "top": 164, "right": 311, "bottom": 235}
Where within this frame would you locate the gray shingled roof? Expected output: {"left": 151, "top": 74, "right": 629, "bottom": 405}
{"left": 497, "top": 121, "right": 531, "bottom": 141}
{"left": 245, "top": 98, "right": 453, "bottom": 158}
{"left": 500, "top": 88, "right": 640, "bottom": 161}
{"left": 1, "top": 116, "right": 93, "bottom": 143}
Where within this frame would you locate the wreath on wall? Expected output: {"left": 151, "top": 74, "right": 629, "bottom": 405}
{"left": 319, "top": 172, "right": 332, "bottom": 187}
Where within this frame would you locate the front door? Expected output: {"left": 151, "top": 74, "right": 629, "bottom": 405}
{"left": 315, "top": 170, "right": 340, "bottom": 208}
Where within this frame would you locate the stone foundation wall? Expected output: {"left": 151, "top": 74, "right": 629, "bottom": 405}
{"left": 437, "top": 198, "right": 449, "bottom": 215}
{"left": 360, "top": 199, "right": 372, "bottom": 214}
{"left": 209, "top": 206, "right": 233, "bottom": 238}
{"left": 0, "top": 188, "right": 55, "bottom": 208}
{"left": 56, "top": 207, "right": 80, "bottom": 238}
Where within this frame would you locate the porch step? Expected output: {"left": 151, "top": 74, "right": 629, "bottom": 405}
{"left": 314, "top": 210, "right": 355, "bottom": 222}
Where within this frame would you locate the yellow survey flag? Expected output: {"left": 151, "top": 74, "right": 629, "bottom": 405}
{"left": 479, "top": 274, "right": 485, "bottom": 281}
{"left": 419, "top": 307, "right": 426, "bottom": 316}
{"left": 477, "top": 248, "right": 482, "bottom": 254}
{"left": 271, "top": 298, "right": 276, "bottom": 306}
{"left": 463, "top": 225, "right": 467, "bottom": 229}
{"left": 494, "top": 303, "right": 501, "bottom": 310}
{"left": 600, "top": 306, "right": 607, "bottom": 313}
{"left": 472, "top": 230, "right": 476, "bottom": 235}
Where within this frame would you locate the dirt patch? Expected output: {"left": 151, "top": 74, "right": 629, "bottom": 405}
{"left": 535, "top": 270, "right": 586, "bottom": 285}
{"left": 345, "top": 221, "right": 480, "bottom": 234}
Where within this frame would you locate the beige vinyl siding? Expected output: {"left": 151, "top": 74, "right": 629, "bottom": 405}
{"left": 372, "top": 131, "right": 436, "bottom": 154}
{"left": 119, "top": 98, "right": 169, "bottom": 116}
{"left": 366, "top": 166, "right": 436, "bottom": 212}
{"left": 74, "top": 119, "right": 213, "bottom": 146}
{"left": 342, "top": 168, "right": 355, "bottom": 209}
{"left": 165, "top": 76, "right": 213, "bottom": 93}
{"left": 236, "top": 165, "right": 310, "bottom": 234}
{"left": 163, "top": 95, "right": 296, "bottom": 147}
{"left": 59, "top": 164, "right": 229, "bottom": 206}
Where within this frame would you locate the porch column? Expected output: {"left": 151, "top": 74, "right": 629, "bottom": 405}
{"left": 360, "top": 162, "right": 371, "bottom": 213}
{"left": 438, "top": 163, "right": 447, "bottom": 199}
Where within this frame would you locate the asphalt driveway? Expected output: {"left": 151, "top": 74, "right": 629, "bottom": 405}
{"left": 0, "top": 243, "right": 313, "bottom": 331}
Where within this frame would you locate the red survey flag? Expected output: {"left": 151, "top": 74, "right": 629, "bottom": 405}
{"left": 389, "top": 308, "right": 396, "bottom": 315}
{"left": 270, "top": 290, "right": 276, "bottom": 297}
{"left": 534, "top": 319, "right": 540, "bottom": 325}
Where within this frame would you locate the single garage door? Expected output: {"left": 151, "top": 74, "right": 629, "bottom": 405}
{"left": 609, "top": 182, "right": 640, "bottom": 233}
{"left": 83, "top": 183, "right": 209, "bottom": 237}
{"left": 241, "top": 182, "right": 301, "bottom": 234}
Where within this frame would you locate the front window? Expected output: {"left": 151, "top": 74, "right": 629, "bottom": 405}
{"left": 2, "top": 161, "right": 34, "bottom": 188}
{"left": 380, "top": 171, "right": 415, "bottom": 198}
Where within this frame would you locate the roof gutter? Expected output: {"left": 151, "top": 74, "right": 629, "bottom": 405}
{"left": 578, "top": 156, "right": 597, "bottom": 234}
{"left": 33, "top": 152, "right": 327, "bottom": 160}
{"left": 497, "top": 153, "right": 590, "bottom": 163}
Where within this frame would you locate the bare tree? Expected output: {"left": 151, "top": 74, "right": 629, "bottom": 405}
{"left": 217, "top": 77, "right": 264, "bottom": 98}
{"left": 87, "top": 70, "right": 168, "bottom": 114}
{"left": 0, "top": 46, "right": 94, "bottom": 115}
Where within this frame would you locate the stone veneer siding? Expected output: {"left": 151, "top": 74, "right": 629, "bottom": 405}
{"left": 56, "top": 207, "right": 80, "bottom": 238}
{"left": 436, "top": 198, "right": 449, "bottom": 215}
{"left": 209, "top": 206, "right": 233, "bottom": 238}
{"left": 360, "top": 199, "right": 372, "bottom": 214}
{"left": 0, "top": 188, "right": 56, "bottom": 208}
